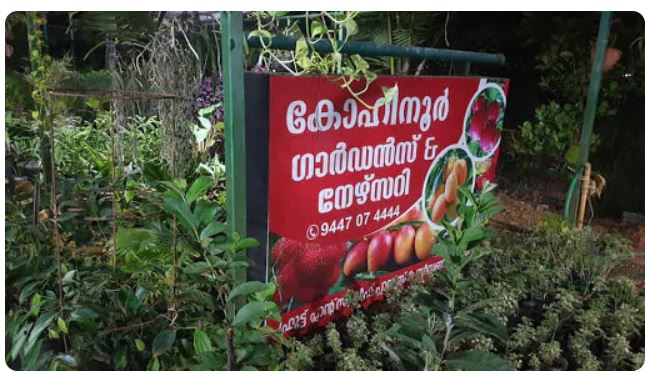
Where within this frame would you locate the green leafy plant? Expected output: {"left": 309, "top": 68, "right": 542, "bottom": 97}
{"left": 515, "top": 102, "right": 600, "bottom": 169}
{"left": 251, "top": 11, "right": 384, "bottom": 107}
{"left": 193, "top": 104, "right": 224, "bottom": 161}
{"left": 5, "top": 175, "right": 284, "bottom": 370}
{"left": 510, "top": 33, "right": 622, "bottom": 172}
{"left": 468, "top": 217, "right": 644, "bottom": 370}
{"left": 383, "top": 183, "right": 510, "bottom": 371}
{"left": 280, "top": 183, "right": 510, "bottom": 371}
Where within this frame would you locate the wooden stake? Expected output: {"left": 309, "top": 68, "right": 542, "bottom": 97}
{"left": 47, "top": 98, "right": 68, "bottom": 353}
{"left": 577, "top": 163, "right": 592, "bottom": 229}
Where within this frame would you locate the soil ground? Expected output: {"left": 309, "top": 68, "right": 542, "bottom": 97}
{"left": 492, "top": 171, "right": 645, "bottom": 286}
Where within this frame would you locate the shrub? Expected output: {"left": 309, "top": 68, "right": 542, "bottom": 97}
{"left": 469, "top": 217, "right": 645, "bottom": 370}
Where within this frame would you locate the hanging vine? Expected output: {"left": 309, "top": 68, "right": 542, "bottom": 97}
{"left": 250, "top": 11, "right": 381, "bottom": 108}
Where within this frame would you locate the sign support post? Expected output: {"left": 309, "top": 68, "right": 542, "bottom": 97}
{"left": 222, "top": 11, "right": 248, "bottom": 295}
{"left": 565, "top": 11, "right": 612, "bottom": 224}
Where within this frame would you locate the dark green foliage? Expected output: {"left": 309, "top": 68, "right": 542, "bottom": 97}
{"left": 281, "top": 184, "right": 511, "bottom": 371}
{"left": 5, "top": 71, "right": 33, "bottom": 113}
{"left": 510, "top": 19, "right": 643, "bottom": 174}
{"left": 5, "top": 176, "right": 285, "bottom": 370}
{"left": 468, "top": 217, "right": 645, "bottom": 370}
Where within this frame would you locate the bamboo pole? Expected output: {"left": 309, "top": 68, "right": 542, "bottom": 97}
{"left": 577, "top": 163, "right": 592, "bottom": 229}
{"left": 47, "top": 97, "right": 68, "bottom": 353}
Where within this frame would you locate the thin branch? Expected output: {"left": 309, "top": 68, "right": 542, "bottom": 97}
{"left": 100, "top": 318, "right": 159, "bottom": 336}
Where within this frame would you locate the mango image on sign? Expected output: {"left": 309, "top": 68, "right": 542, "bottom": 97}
{"left": 343, "top": 240, "right": 368, "bottom": 277}
{"left": 414, "top": 223, "right": 436, "bottom": 260}
{"left": 423, "top": 147, "right": 474, "bottom": 227}
{"left": 367, "top": 231, "right": 394, "bottom": 272}
{"left": 393, "top": 225, "right": 415, "bottom": 265}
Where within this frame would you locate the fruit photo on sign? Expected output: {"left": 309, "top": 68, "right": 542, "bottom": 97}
{"left": 463, "top": 84, "right": 506, "bottom": 159}
{"left": 423, "top": 146, "right": 475, "bottom": 227}
{"left": 339, "top": 204, "right": 438, "bottom": 283}
{"left": 270, "top": 238, "right": 347, "bottom": 310}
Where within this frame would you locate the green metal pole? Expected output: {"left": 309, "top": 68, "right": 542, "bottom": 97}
{"left": 247, "top": 35, "right": 505, "bottom": 65}
{"left": 566, "top": 11, "right": 612, "bottom": 223}
{"left": 221, "top": 11, "right": 247, "bottom": 276}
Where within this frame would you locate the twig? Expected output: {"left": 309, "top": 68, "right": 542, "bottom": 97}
{"left": 226, "top": 327, "right": 237, "bottom": 371}
{"left": 415, "top": 59, "right": 426, "bottom": 76}
{"left": 46, "top": 89, "right": 186, "bottom": 101}
{"left": 100, "top": 318, "right": 159, "bottom": 336}
{"left": 48, "top": 97, "right": 68, "bottom": 354}
{"left": 169, "top": 102, "right": 179, "bottom": 327}
{"left": 175, "top": 18, "right": 200, "bottom": 61}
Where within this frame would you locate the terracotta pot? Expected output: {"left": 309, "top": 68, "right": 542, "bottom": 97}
{"left": 591, "top": 46, "right": 623, "bottom": 72}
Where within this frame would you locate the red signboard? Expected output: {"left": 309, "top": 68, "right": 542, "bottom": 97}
{"left": 266, "top": 75, "right": 509, "bottom": 335}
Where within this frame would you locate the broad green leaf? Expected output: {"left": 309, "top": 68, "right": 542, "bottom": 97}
{"left": 86, "top": 97, "right": 101, "bottom": 110}
{"left": 148, "top": 356, "right": 160, "bottom": 371}
{"left": 123, "top": 289, "right": 141, "bottom": 315}
{"left": 48, "top": 329, "right": 59, "bottom": 339}
{"left": 229, "top": 260, "right": 250, "bottom": 269}
{"left": 200, "top": 222, "right": 226, "bottom": 241}
{"left": 295, "top": 37, "right": 310, "bottom": 68}
{"left": 174, "top": 178, "right": 187, "bottom": 191}
{"left": 22, "top": 339, "right": 45, "bottom": 370}
{"left": 461, "top": 227, "right": 484, "bottom": 244}
{"left": 29, "top": 293, "right": 41, "bottom": 317}
{"left": 232, "top": 301, "right": 266, "bottom": 327}
{"left": 310, "top": 20, "right": 325, "bottom": 38}
{"left": 343, "top": 18, "right": 358, "bottom": 36}
{"left": 186, "top": 176, "right": 213, "bottom": 205}
{"left": 248, "top": 29, "right": 272, "bottom": 41}
{"left": 184, "top": 261, "right": 211, "bottom": 274}
{"left": 455, "top": 313, "right": 506, "bottom": 342}
{"left": 258, "top": 281, "right": 277, "bottom": 300}
{"left": 159, "top": 179, "right": 186, "bottom": 194}
{"left": 208, "top": 256, "right": 228, "bottom": 269}
{"left": 198, "top": 104, "right": 216, "bottom": 116}
{"left": 125, "top": 190, "right": 135, "bottom": 203}
{"left": 565, "top": 143, "right": 579, "bottom": 165}
{"left": 382, "top": 84, "right": 399, "bottom": 105}
{"left": 163, "top": 196, "right": 196, "bottom": 233}
{"left": 458, "top": 299, "right": 493, "bottom": 316}
{"left": 26, "top": 312, "right": 56, "bottom": 353}
{"left": 54, "top": 354, "right": 78, "bottom": 367}
{"left": 448, "top": 328, "right": 481, "bottom": 344}
{"left": 135, "top": 338, "right": 145, "bottom": 352}
{"left": 71, "top": 307, "right": 98, "bottom": 320}
{"left": 193, "top": 126, "right": 210, "bottom": 143}
{"left": 19, "top": 282, "right": 39, "bottom": 304}
{"left": 193, "top": 329, "right": 214, "bottom": 354}
{"left": 432, "top": 242, "right": 453, "bottom": 263}
{"left": 351, "top": 55, "right": 370, "bottom": 72}
{"left": 9, "top": 323, "right": 30, "bottom": 361}
{"left": 194, "top": 200, "right": 220, "bottom": 226}
{"left": 152, "top": 329, "right": 176, "bottom": 357}
{"left": 234, "top": 238, "right": 260, "bottom": 252}
{"left": 115, "top": 228, "right": 156, "bottom": 255}
{"left": 62, "top": 270, "right": 76, "bottom": 284}
{"left": 57, "top": 318, "right": 68, "bottom": 334}
{"left": 364, "top": 70, "right": 377, "bottom": 83}
{"left": 445, "top": 350, "right": 510, "bottom": 370}
{"left": 380, "top": 343, "right": 402, "bottom": 364}
{"left": 197, "top": 116, "right": 212, "bottom": 129}
{"left": 228, "top": 281, "right": 269, "bottom": 303}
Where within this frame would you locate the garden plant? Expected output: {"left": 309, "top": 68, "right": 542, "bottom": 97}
{"left": 4, "top": 10, "right": 644, "bottom": 372}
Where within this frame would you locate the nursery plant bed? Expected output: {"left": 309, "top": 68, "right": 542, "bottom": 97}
{"left": 493, "top": 176, "right": 645, "bottom": 287}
